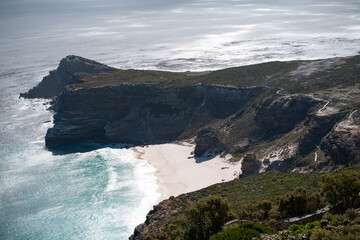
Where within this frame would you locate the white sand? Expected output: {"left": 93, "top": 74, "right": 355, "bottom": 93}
{"left": 132, "top": 143, "right": 242, "bottom": 203}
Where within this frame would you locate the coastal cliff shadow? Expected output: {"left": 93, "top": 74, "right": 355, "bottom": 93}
{"left": 47, "top": 141, "right": 132, "bottom": 155}
{"left": 194, "top": 153, "right": 217, "bottom": 163}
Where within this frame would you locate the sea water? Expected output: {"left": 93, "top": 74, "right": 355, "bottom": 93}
{"left": 0, "top": 0, "right": 359, "bottom": 239}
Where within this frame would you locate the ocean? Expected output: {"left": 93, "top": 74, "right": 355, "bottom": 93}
{"left": 0, "top": 0, "right": 359, "bottom": 239}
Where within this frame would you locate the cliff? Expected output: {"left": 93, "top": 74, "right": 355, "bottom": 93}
{"left": 20, "top": 55, "right": 116, "bottom": 99}
{"left": 21, "top": 55, "right": 360, "bottom": 173}
{"left": 45, "top": 83, "right": 262, "bottom": 147}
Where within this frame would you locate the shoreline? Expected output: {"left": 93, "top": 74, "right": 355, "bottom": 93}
{"left": 132, "top": 143, "right": 242, "bottom": 204}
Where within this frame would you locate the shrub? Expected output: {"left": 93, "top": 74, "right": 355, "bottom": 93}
{"left": 310, "top": 229, "right": 340, "bottom": 240}
{"left": 279, "top": 187, "right": 308, "bottom": 217}
{"left": 329, "top": 219, "right": 342, "bottom": 227}
{"left": 288, "top": 221, "right": 320, "bottom": 234}
{"left": 345, "top": 208, "right": 360, "bottom": 221}
{"left": 183, "top": 195, "right": 236, "bottom": 240}
{"left": 209, "top": 223, "right": 276, "bottom": 240}
{"left": 320, "top": 170, "right": 360, "bottom": 213}
{"left": 239, "top": 200, "right": 273, "bottom": 221}
{"left": 278, "top": 187, "right": 323, "bottom": 218}
{"left": 323, "top": 208, "right": 360, "bottom": 226}
{"left": 209, "top": 227, "right": 259, "bottom": 240}
{"left": 310, "top": 225, "right": 360, "bottom": 240}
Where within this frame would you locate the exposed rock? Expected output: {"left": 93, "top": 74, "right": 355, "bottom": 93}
{"left": 241, "top": 153, "right": 261, "bottom": 177}
{"left": 130, "top": 196, "right": 185, "bottom": 240}
{"left": 298, "top": 112, "right": 346, "bottom": 155}
{"left": 20, "top": 55, "right": 116, "bottom": 99}
{"left": 45, "top": 83, "right": 262, "bottom": 149}
{"left": 321, "top": 128, "right": 360, "bottom": 166}
{"left": 266, "top": 159, "right": 293, "bottom": 172}
{"left": 194, "top": 128, "right": 227, "bottom": 157}
{"left": 254, "top": 95, "right": 321, "bottom": 138}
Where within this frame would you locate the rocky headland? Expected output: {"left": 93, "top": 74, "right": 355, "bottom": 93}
{"left": 21, "top": 55, "right": 360, "bottom": 174}
{"left": 21, "top": 55, "right": 360, "bottom": 239}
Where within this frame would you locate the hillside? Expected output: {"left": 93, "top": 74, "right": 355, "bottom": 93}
{"left": 131, "top": 165, "right": 360, "bottom": 239}
{"left": 21, "top": 55, "right": 360, "bottom": 175}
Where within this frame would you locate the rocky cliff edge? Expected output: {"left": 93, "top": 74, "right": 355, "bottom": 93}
{"left": 21, "top": 55, "right": 360, "bottom": 173}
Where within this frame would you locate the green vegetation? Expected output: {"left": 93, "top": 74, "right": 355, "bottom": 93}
{"left": 210, "top": 223, "right": 276, "bottom": 240}
{"left": 170, "top": 171, "right": 321, "bottom": 215}
{"left": 238, "top": 186, "right": 325, "bottom": 223}
{"left": 138, "top": 165, "right": 360, "bottom": 239}
{"left": 285, "top": 55, "right": 360, "bottom": 93}
{"left": 70, "top": 55, "right": 360, "bottom": 95}
{"left": 70, "top": 69, "right": 187, "bottom": 88}
{"left": 192, "top": 61, "right": 300, "bottom": 88}
{"left": 182, "top": 196, "right": 236, "bottom": 240}
{"left": 284, "top": 209, "right": 360, "bottom": 239}
{"left": 278, "top": 187, "right": 323, "bottom": 218}
{"left": 288, "top": 221, "right": 321, "bottom": 235}
{"left": 228, "top": 152, "right": 246, "bottom": 162}
{"left": 320, "top": 170, "right": 360, "bottom": 213}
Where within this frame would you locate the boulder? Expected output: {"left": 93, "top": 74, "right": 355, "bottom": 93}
{"left": 241, "top": 153, "right": 261, "bottom": 177}
{"left": 194, "top": 128, "right": 227, "bottom": 157}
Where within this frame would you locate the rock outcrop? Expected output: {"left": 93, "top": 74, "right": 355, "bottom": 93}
{"left": 241, "top": 153, "right": 261, "bottom": 177}
{"left": 20, "top": 55, "right": 116, "bottom": 99}
{"left": 298, "top": 112, "right": 345, "bottom": 155}
{"left": 194, "top": 128, "right": 227, "bottom": 157}
{"left": 321, "top": 120, "right": 360, "bottom": 166}
{"left": 254, "top": 95, "right": 320, "bottom": 139}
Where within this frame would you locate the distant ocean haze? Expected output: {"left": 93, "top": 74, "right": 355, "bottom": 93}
{"left": 0, "top": 0, "right": 359, "bottom": 72}
{"left": 0, "top": 0, "right": 359, "bottom": 239}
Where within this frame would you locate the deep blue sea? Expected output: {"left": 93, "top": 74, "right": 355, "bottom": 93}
{"left": 0, "top": 0, "right": 359, "bottom": 239}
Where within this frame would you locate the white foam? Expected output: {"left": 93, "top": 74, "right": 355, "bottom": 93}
{"left": 126, "top": 151, "right": 160, "bottom": 232}
{"left": 78, "top": 147, "right": 160, "bottom": 236}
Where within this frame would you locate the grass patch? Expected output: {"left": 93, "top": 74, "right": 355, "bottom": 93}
{"left": 68, "top": 55, "right": 360, "bottom": 96}
{"left": 170, "top": 171, "right": 322, "bottom": 216}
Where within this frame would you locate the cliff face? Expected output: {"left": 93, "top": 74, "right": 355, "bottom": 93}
{"left": 254, "top": 95, "right": 320, "bottom": 138}
{"left": 320, "top": 111, "right": 360, "bottom": 166}
{"left": 45, "top": 83, "right": 263, "bottom": 147}
{"left": 21, "top": 55, "right": 360, "bottom": 172}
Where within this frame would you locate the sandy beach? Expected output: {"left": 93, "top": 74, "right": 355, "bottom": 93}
{"left": 132, "top": 143, "right": 242, "bottom": 203}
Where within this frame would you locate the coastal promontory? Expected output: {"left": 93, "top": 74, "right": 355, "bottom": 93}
{"left": 21, "top": 55, "right": 360, "bottom": 174}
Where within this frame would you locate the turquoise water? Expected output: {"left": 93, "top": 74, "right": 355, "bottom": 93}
{"left": 1, "top": 146, "right": 159, "bottom": 239}
{"left": 0, "top": 0, "right": 359, "bottom": 239}
{"left": 0, "top": 98, "right": 159, "bottom": 239}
